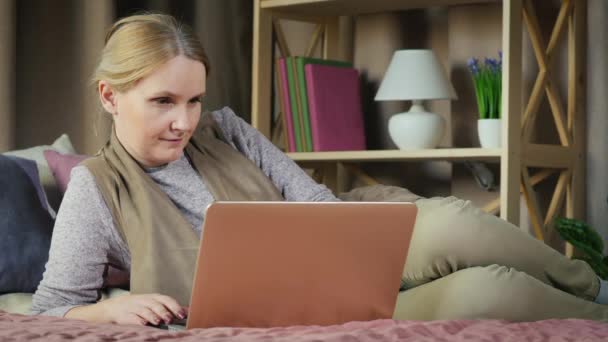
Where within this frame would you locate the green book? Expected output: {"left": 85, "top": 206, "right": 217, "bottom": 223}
{"left": 285, "top": 57, "right": 304, "bottom": 152}
{"left": 295, "top": 57, "right": 352, "bottom": 152}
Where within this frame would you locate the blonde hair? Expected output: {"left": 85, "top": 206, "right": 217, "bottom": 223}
{"left": 93, "top": 13, "right": 210, "bottom": 92}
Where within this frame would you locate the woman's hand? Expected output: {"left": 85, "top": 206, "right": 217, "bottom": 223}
{"left": 98, "top": 293, "right": 187, "bottom": 326}
{"left": 64, "top": 293, "right": 187, "bottom": 325}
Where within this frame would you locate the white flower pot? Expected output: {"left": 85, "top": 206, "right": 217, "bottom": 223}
{"left": 477, "top": 118, "right": 502, "bottom": 148}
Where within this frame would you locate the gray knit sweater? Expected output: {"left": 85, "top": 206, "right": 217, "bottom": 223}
{"left": 31, "top": 107, "right": 338, "bottom": 317}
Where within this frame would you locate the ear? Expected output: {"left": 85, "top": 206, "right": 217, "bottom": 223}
{"left": 98, "top": 81, "right": 118, "bottom": 115}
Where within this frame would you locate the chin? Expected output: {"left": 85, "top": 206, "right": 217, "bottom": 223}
{"left": 166, "top": 151, "right": 184, "bottom": 163}
{"left": 151, "top": 149, "right": 185, "bottom": 166}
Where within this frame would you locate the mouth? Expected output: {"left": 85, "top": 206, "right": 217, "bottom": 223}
{"left": 160, "top": 137, "right": 184, "bottom": 144}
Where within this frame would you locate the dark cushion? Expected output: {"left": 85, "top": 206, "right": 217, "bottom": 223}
{"left": 6, "top": 156, "right": 55, "bottom": 216}
{"left": 0, "top": 155, "right": 54, "bottom": 293}
{"left": 2, "top": 134, "right": 77, "bottom": 211}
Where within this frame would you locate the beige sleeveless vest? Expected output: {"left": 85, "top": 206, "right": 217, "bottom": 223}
{"left": 83, "top": 112, "right": 284, "bottom": 305}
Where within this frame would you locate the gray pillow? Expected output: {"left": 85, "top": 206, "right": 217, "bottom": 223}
{"left": 0, "top": 155, "right": 54, "bottom": 294}
{"left": 3, "top": 134, "right": 76, "bottom": 211}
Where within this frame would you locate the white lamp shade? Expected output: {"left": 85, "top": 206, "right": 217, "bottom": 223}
{"left": 375, "top": 49, "right": 457, "bottom": 101}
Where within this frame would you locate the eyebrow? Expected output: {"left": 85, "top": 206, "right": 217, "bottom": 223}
{"left": 149, "top": 91, "right": 205, "bottom": 99}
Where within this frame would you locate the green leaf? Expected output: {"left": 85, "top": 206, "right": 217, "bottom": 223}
{"left": 470, "top": 62, "right": 502, "bottom": 119}
{"left": 555, "top": 218, "right": 604, "bottom": 254}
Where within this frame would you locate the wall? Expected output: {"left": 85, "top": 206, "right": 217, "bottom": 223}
{"left": 587, "top": 0, "right": 608, "bottom": 243}
{"left": 196, "top": 0, "right": 253, "bottom": 122}
{"left": 12, "top": 0, "right": 112, "bottom": 155}
{"left": 0, "top": 0, "right": 15, "bottom": 151}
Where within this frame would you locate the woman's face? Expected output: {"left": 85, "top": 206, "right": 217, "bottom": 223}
{"left": 99, "top": 55, "right": 207, "bottom": 167}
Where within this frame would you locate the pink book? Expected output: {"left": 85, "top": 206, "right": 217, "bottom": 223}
{"left": 304, "top": 64, "right": 366, "bottom": 152}
{"left": 279, "top": 58, "right": 297, "bottom": 152}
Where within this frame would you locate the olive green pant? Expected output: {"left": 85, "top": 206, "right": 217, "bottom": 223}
{"left": 393, "top": 196, "right": 608, "bottom": 321}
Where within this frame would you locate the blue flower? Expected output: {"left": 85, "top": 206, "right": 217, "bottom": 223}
{"left": 467, "top": 58, "right": 480, "bottom": 75}
{"left": 484, "top": 58, "right": 500, "bottom": 73}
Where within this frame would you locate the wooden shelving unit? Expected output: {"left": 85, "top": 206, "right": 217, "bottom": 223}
{"left": 287, "top": 148, "right": 502, "bottom": 163}
{"left": 260, "top": 0, "right": 499, "bottom": 15}
{"left": 251, "top": 0, "right": 587, "bottom": 247}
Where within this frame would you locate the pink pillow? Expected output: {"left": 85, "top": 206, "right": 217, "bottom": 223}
{"left": 43, "top": 150, "right": 89, "bottom": 194}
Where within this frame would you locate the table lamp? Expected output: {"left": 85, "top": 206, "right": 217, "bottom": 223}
{"left": 375, "top": 49, "right": 457, "bottom": 149}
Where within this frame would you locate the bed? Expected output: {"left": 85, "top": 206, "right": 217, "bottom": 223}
{"left": 3, "top": 289, "right": 608, "bottom": 341}
{"left": 1, "top": 310, "right": 608, "bottom": 341}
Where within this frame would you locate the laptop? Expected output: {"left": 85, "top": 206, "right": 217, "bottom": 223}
{"left": 179, "top": 201, "right": 417, "bottom": 329}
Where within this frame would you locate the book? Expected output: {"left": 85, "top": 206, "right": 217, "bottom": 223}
{"left": 304, "top": 64, "right": 366, "bottom": 152}
{"left": 295, "top": 57, "right": 352, "bottom": 152}
{"left": 290, "top": 57, "right": 308, "bottom": 152}
{"left": 285, "top": 57, "right": 304, "bottom": 152}
{"left": 277, "top": 58, "right": 296, "bottom": 152}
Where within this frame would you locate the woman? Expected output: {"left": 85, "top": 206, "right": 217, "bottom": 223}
{"left": 32, "top": 13, "right": 608, "bottom": 326}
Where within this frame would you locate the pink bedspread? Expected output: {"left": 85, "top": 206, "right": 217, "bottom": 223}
{"left": 2, "top": 311, "right": 607, "bottom": 341}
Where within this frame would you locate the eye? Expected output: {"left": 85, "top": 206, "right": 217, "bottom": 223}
{"left": 153, "top": 97, "right": 172, "bottom": 105}
{"left": 188, "top": 97, "right": 202, "bottom": 104}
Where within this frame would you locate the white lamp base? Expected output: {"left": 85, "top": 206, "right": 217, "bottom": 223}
{"left": 388, "top": 101, "right": 445, "bottom": 149}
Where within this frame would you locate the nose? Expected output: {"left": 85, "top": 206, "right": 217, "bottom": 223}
{"left": 170, "top": 106, "right": 191, "bottom": 132}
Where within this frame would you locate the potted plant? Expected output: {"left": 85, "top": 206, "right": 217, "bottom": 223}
{"left": 556, "top": 217, "right": 608, "bottom": 279}
{"left": 467, "top": 53, "right": 502, "bottom": 148}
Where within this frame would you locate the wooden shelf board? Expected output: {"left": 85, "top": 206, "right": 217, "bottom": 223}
{"left": 261, "top": 0, "right": 499, "bottom": 16}
{"left": 286, "top": 148, "right": 502, "bottom": 162}
{"left": 522, "top": 143, "right": 576, "bottom": 169}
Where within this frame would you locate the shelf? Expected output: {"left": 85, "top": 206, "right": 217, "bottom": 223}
{"left": 261, "top": 0, "right": 499, "bottom": 16}
{"left": 286, "top": 148, "right": 502, "bottom": 162}
{"left": 253, "top": 0, "right": 588, "bottom": 228}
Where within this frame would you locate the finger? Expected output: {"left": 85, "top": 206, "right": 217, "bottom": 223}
{"left": 147, "top": 302, "right": 174, "bottom": 324}
{"left": 153, "top": 295, "right": 187, "bottom": 319}
{"left": 135, "top": 307, "right": 164, "bottom": 326}
{"left": 122, "top": 313, "right": 148, "bottom": 326}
